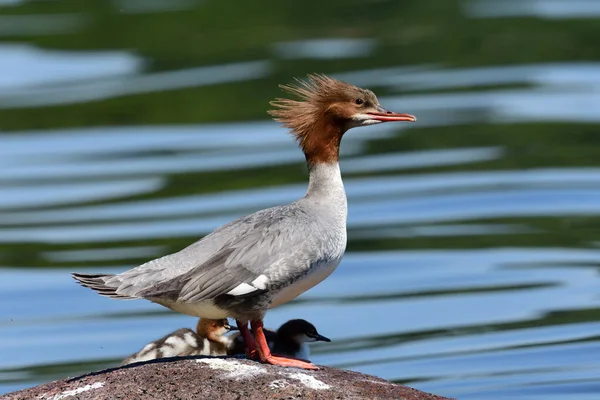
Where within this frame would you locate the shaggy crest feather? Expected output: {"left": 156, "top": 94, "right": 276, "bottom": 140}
{"left": 268, "top": 74, "right": 357, "bottom": 148}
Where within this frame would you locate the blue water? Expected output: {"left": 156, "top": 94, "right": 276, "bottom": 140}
{"left": 2, "top": 1, "right": 600, "bottom": 399}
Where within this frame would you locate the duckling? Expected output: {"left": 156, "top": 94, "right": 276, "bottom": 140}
{"left": 229, "top": 319, "right": 330, "bottom": 361}
{"left": 121, "top": 318, "right": 236, "bottom": 365}
{"left": 272, "top": 319, "right": 331, "bottom": 361}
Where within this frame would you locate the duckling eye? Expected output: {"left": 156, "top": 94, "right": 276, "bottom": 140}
{"left": 355, "top": 98, "right": 364, "bottom": 105}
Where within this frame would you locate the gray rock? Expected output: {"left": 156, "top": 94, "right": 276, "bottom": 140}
{"left": 2, "top": 357, "right": 453, "bottom": 400}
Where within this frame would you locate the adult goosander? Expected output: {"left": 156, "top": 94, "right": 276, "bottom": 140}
{"left": 72, "top": 74, "right": 416, "bottom": 370}
{"left": 121, "top": 318, "right": 236, "bottom": 365}
{"left": 229, "top": 319, "right": 330, "bottom": 361}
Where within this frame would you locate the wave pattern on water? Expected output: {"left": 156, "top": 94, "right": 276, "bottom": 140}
{"left": 1, "top": 8, "right": 600, "bottom": 399}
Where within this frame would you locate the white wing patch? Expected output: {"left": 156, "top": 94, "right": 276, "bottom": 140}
{"left": 227, "top": 283, "right": 257, "bottom": 296}
{"left": 226, "top": 275, "right": 270, "bottom": 296}
{"left": 251, "top": 274, "right": 269, "bottom": 289}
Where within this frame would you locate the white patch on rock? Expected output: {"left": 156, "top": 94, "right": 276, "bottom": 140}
{"left": 45, "top": 382, "right": 105, "bottom": 400}
{"left": 269, "top": 379, "right": 291, "bottom": 390}
{"left": 196, "top": 358, "right": 265, "bottom": 379}
{"left": 195, "top": 359, "right": 329, "bottom": 390}
{"left": 283, "top": 372, "right": 330, "bottom": 390}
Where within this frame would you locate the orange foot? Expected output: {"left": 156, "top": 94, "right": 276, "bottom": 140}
{"left": 263, "top": 355, "right": 319, "bottom": 370}
{"left": 272, "top": 353, "right": 310, "bottom": 363}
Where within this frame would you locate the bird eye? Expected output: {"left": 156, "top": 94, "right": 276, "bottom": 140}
{"left": 355, "top": 98, "right": 364, "bottom": 105}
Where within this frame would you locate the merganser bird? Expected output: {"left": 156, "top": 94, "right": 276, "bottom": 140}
{"left": 229, "top": 319, "right": 330, "bottom": 361}
{"left": 121, "top": 318, "right": 236, "bottom": 365}
{"left": 72, "top": 74, "right": 416, "bottom": 370}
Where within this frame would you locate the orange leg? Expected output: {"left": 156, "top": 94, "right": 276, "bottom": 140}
{"left": 251, "top": 320, "right": 318, "bottom": 370}
{"left": 236, "top": 319, "right": 258, "bottom": 360}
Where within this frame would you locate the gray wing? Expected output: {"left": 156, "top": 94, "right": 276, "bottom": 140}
{"left": 109, "top": 205, "right": 321, "bottom": 302}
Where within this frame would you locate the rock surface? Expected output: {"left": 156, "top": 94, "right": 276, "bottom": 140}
{"left": 2, "top": 357, "right": 452, "bottom": 400}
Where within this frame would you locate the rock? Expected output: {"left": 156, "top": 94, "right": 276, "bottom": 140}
{"left": 2, "top": 356, "right": 452, "bottom": 400}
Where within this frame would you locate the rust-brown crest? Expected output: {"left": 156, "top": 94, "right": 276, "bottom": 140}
{"left": 268, "top": 74, "right": 371, "bottom": 164}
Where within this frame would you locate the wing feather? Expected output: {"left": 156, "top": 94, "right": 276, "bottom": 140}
{"left": 133, "top": 205, "right": 318, "bottom": 303}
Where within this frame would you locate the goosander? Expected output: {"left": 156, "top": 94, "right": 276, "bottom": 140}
{"left": 72, "top": 74, "right": 416, "bottom": 370}
{"left": 229, "top": 319, "right": 330, "bottom": 361}
{"left": 121, "top": 318, "right": 236, "bottom": 365}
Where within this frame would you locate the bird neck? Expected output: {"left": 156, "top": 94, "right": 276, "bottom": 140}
{"left": 301, "top": 116, "right": 345, "bottom": 165}
{"left": 305, "top": 162, "right": 346, "bottom": 205}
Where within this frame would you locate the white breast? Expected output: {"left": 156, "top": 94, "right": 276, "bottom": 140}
{"left": 269, "top": 257, "right": 341, "bottom": 308}
{"left": 154, "top": 298, "right": 229, "bottom": 319}
{"left": 295, "top": 343, "right": 311, "bottom": 360}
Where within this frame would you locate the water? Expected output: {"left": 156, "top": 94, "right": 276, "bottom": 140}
{"left": 2, "top": 1, "right": 600, "bottom": 399}
{"left": 466, "top": 0, "right": 600, "bottom": 19}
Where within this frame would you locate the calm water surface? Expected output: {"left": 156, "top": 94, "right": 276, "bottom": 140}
{"left": 1, "top": 1, "right": 600, "bottom": 399}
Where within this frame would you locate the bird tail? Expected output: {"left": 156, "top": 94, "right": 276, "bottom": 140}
{"left": 72, "top": 273, "right": 135, "bottom": 300}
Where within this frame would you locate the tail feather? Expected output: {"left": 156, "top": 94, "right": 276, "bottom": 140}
{"left": 72, "top": 273, "right": 135, "bottom": 300}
